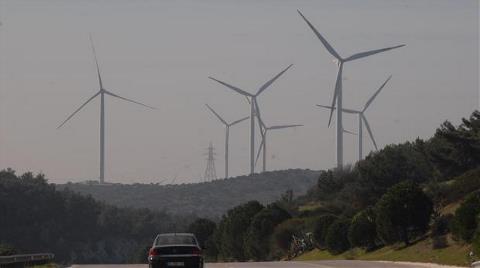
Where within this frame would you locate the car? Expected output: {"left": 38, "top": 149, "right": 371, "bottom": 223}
{"left": 148, "top": 233, "right": 204, "bottom": 268}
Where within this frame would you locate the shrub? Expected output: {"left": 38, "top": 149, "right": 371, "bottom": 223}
{"left": 473, "top": 224, "right": 480, "bottom": 255}
{"left": 348, "top": 207, "right": 377, "bottom": 250}
{"left": 272, "top": 218, "right": 304, "bottom": 254}
{"left": 325, "top": 218, "right": 351, "bottom": 255}
{"left": 375, "top": 181, "right": 433, "bottom": 245}
{"left": 451, "top": 191, "right": 480, "bottom": 242}
{"left": 312, "top": 214, "right": 337, "bottom": 249}
{"left": 187, "top": 218, "right": 217, "bottom": 259}
{"left": 244, "top": 203, "right": 291, "bottom": 261}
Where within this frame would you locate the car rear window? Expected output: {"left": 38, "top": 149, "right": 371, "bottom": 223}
{"left": 155, "top": 235, "right": 197, "bottom": 245}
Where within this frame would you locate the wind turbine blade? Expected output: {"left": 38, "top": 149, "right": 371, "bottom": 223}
{"left": 89, "top": 34, "right": 103, "bottom": 89}
{"left": 255, "top": 136, "right": 265, "bottom": 166}
{"left": 316, "top": 104, "right": 360, "bottom": 114}
{"left": 268, "top": 124, "right": 303, "bottom": 130}
{"left": 343, "top": 129, "right": 357, "bottom": 135}
{"left": 205, "top": 104, "right": 228, "bottom": 125}
{"left": 362, "top": 115, "right": 378, "bottom": 150}
{"left": 57, "top": 91, "right": 100, "bottom": 129}
{"left": 297, "top": 10, "right": 342, "bottom": 61}
{"left": 328, "top": 64, "right": 343, "bottom": 126}
{"left": 104, "top": 90, "right": 156, "bottom": 109}
{"left": 230, "top": 116, "right": 250, "bottom": 126}
{"left": 256, "top": 64, "right": 293, "bottom": 96}
{"left": 254, "top": 98, "right": 266, "bottom": 129}
{"left": 344, "top": 44, "right": 405, "bottom": 62}
{"left": 363, "top": 75, "right": 392, "bottom": 112}
{"left": 208, "top": 76, "right": 253, "bottom": 97}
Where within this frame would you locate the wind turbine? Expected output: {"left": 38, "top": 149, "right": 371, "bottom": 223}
{"left": 297, "top": 10, "right": 404, "bottom": 168}
{"left": 255, "top": 121, "right": 302, "bottom": 172}
{"left": 205, "top": 104, "right": 249, "bottom": 178}
{"left": 57, "top": 36, "right": 155, "bottom": 184}
{"left": 317, "top": 75, "right": 392, "bottom": 160}
{"left": 208, "top": 64, "right": 293, "bottom": 174}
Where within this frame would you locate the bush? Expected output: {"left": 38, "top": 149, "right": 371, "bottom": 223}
{"left": 214, "top": 201, "right": 264, "bottom": 261}
{"left": 244, "top": 203, "right": 291, "bottom": 261}
{"left": 272, "top": 218, "right": 304, "bottom": 254}
{"left": 375, "top": 181, "right": 433, "bottom": 245}
{"left": 348, "top": 207, "right": 377, "bottom": 250}
{"left": 312, "top": 214, "right": 337, "bottom": 249}
{"left": 451, "top": 192, "right": 480, "bottom": 242}
{"left": 187, "top": 218, "right": 217, "bottom": 259}
{"left": 325, "top": 218, "right": 351, "bottom": 255}
{"left": 0, "top": 244, "right": 17, "bottom": 256}
{"left": 473, "top": 224, "right": 480, "bottom": 255}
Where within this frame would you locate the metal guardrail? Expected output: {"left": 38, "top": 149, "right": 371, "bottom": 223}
{"left": 472, "top": 261, "right": 480, "bottom": 268}
{"left": 0, "top": 253, "right": 54, "bottom": 267}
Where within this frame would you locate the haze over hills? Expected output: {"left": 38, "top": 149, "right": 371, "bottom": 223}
{"left": 57, "top": 169, "right": 319, "bottom": 217}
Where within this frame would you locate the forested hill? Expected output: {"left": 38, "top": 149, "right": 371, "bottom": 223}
{"left": 57, "top": 169, "right": 319, "bottom": 217}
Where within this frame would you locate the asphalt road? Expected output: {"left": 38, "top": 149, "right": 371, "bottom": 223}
{"left": 70, "top": 260, "right": 459, "bottom": 268}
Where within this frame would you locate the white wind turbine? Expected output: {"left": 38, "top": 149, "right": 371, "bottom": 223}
{"left": 57, "top": 36, "right": 155, "bottom": 184}
{"left": 298, "top": 10, "right": 404, "bottom": 168}
{"left": 208, "top": 64, "right": 293, "bottom": 175}
{"left": 205, "top": 104, "right": 249, "bottom": 178}
{"left": 254, "top": 104, "right": 302, "bottom": 172}
{"left": 317, "top": 76, "right": 392, "bottom": 160}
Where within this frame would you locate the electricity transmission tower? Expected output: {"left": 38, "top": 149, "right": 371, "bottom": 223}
{"left": 204, "top": 142, "right": 217, "bottom": 181}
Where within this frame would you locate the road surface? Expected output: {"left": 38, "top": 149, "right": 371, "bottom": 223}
{"left": 70, "top": 260, "right": 462, "bottom": 268}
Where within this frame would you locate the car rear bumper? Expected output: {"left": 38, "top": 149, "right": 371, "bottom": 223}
{"left": 149, "top": 255, "right": 203, "bottom": 268}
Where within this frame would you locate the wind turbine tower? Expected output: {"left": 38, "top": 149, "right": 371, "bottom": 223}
{"left": 57, "top": 36, "right": 155, "bottom": 183}
{"left": 298, "top": 10, "right": 404, "bottom": 168}
{"left": 204, "top": 142, "right": 217, "bottom": 181}
{"left": 209, "top": 64, "right": 293, "bottom": 174}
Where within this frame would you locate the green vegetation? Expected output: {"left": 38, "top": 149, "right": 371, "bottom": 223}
{"left": 451, "top": 192, "right": 480, "bottom": 242}
{"left": 296, "top": 236, "right": 471, "bottom": 267}
{"left": 0, "top": 169, "right": 193, "bottom": 264}
{"left": 57, "top": 169, "right": 318, "bottom": 218}
{"left": 348, "top": 207, "right": 377, "bottom": 250}
{"left": 325, "top": 218, "right": 351, "bottom": 255}
{"left": 204, "top": 111, "right": 480, "bottom": 264}
{"left": 375, "top": 181, "right": 433, "bottom": 246}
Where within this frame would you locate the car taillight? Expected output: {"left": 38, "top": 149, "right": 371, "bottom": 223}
{"left": 192, "top": 248, "right": 201, "bottom": 255}
{"left": 149, "top": 248, "right": 159, "bottom": 256}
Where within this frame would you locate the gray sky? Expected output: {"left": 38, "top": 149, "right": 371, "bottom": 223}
{"left": 0, "top": 0, "right": 478, "bottom": 184}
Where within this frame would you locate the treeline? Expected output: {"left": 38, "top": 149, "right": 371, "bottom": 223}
{"left": 187, "top": 111, "right": 480, "bottom": 261}
{"left": 0, "top": 169, "right": 193, "bottom": 264}
{"left": 57, "top": 169, "right": 318, "bottom": 217}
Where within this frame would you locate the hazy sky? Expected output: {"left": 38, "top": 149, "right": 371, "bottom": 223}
{"left": 0, "top": 0, "right": 478, "bottom": 184}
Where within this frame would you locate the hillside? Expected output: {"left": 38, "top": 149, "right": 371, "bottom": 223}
{"left": 57, "top": 169, "right": 319, "bottom": 217}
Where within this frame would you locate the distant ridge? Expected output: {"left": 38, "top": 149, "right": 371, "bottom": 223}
{"left": 57, "top": 169, "right": 319, "bottom": 217}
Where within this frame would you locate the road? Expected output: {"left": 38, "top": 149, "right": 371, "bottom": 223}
{"left": 70, "top": 260, "right": 461, "bottom": 268}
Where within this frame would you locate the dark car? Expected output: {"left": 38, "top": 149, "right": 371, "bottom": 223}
{"left": 148, "top": 233, "right": 204, "bottom": 268}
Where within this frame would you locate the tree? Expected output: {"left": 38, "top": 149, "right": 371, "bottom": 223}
{"left": 312, "top": 214, "right": 337, "bottom": 249}
{"left": 348, "top": 207, "right": 377, "bottom": 250}
{"left": 427, "top": 111, "right": 480, "bottom": 179}
{"left": 375, "top": 181, "right": 433, "bottom": 245}
{"left": 325, "top": 218, "right": 351, "bottom": 255}
{"left": 356, "top": 141, "right": 433, "bottom": 204}
{"left": 187, "top": 218, "right": 217, "bottom": 259}
{"left": 214, "top": 201, "right": 264, "bottom": 261}
{"left": 244, "top": 203, "right": 291, "bottom": 260}
{"left": 451, "top": 192, "right": 480, "bottom": 242}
